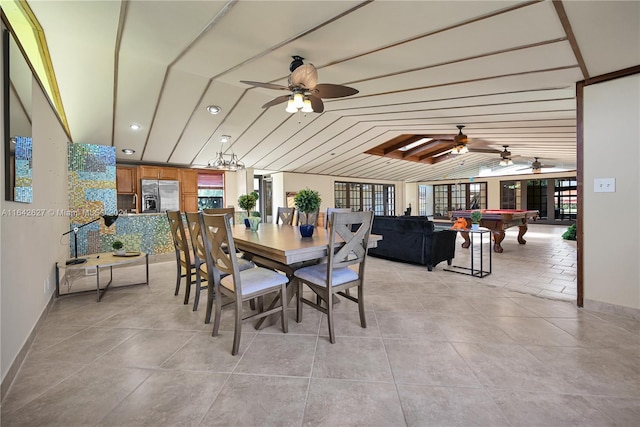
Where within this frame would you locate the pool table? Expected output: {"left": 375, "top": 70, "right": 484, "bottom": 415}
{"left": 450, "top": 210, "right": 539, "bottom": 253}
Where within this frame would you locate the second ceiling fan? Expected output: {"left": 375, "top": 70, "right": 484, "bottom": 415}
{"left": 240, "top": 56, "right": 358, "bottom": 113}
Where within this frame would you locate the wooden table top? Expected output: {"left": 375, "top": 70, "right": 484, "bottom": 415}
{"left": 60, "top": 252, "right": 147, "bottom": 270}
{"left": 231, "top": 224, "right": 381, "bottom": 265}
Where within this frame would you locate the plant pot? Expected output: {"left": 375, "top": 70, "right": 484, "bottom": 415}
{"left": 299, "top": 224, "right": 314, "bottom": 238}
{"left": 471, "top": 223, "right": 479, "bottom": 231}
{"left": 114, "top": 249, "right": 126, "bottom": 256}
{"left": 248, "top": 217, "right": 260, "bottom": 231}
{"left": 244, "top": 218, "right": 250, "bottom": 228}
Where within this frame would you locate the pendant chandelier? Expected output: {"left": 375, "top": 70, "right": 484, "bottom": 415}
{"left": 207, "top": 135, "right": 245, "bottom": 171}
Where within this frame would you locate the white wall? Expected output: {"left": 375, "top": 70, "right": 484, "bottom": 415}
{"left": 1, "top": 76, "right": 70, "bottom": 381}
{"left": 583, "top": 74, "right": 640, "bottom": 312}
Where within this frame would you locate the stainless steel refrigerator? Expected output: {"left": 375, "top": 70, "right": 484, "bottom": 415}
{"left": 141, "top": 179, "right": 180, "bottom": 213}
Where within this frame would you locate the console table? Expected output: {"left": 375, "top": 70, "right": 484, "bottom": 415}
{"left": 55, "top": 252, "right": 149, "bottom": 301}
{"left": 444, "top": 229, "right": 492, "bottom": 278}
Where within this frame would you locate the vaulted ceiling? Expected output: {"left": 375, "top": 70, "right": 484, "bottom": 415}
{"left": 14, "top": 1, "right": 640, "bottom": 181}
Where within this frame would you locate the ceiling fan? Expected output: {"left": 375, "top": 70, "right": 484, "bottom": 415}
{"left": 444, "top": 125, "right": 501, "bottom": 155}
{"left": 498, "top": 145, "right": 516, "bottom": 166}
{"left": 517, "top": 157, "right": 556, "bottom": 173}
{"left": 240, "top": 56, "right": 359, "bottom": 113}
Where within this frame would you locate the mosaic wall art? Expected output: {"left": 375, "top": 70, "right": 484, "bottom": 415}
{"left": 67, "top": 143, "right": 117, "bottom": 256}
{"left": 67, "top": 143, "right": 172, "bottom": 256}
{"left": 14, "top": 136, "right": 33, "bottom": 203}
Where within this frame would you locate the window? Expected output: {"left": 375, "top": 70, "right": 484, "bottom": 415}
{"left": 197, "top": 173, "right": 224, "bottom": 210}
{"left": 527, "top": 179, "right": 548, "bottom": 218}
{"left": 500, "top": 180, "right": 521, "bottom": 209}
{"left": 554, "top": 178, "right": 577, "bottom": 220}
{"left": 432, "top": 182, "right": 487, "bottom": 219}
{"left": 334, "top": 181, "right": 395, "bottom": 215}
{"left": 418, "top": 185, "right": 429, "bottom": 216}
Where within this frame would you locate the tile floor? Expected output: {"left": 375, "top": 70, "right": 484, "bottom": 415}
{"left": 2, "top": 224, "right": 639, "bottom": 426}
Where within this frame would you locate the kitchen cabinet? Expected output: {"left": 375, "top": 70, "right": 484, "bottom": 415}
{"left": 180, "top": 169, "right": 198, "bottom": 212}
{"left": 116, "top": 166, "right": 136, "bottom": 194}
{"left": 138, "top": 165, "right": 179, "bottom": 180}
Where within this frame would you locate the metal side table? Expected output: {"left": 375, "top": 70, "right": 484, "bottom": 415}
{"left": 445, "top": 229, "right": 492, "bottom": 278}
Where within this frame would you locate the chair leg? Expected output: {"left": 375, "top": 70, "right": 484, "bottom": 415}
{"left": 326, "top": 291, "right": 335, "bottom": 344}
{"left": 358, "top": 285, "right": 367, "bottom": 328}
{"left": 174, "top": 264, "right": 181, "bottom": 296}
{"left": 231, "top": 300, "right": 243, "bottom": 356}
{"left": 205, "top": 283, "right": 214, "bottom": 324}
{"left": 183, "top": 269, "right": 192, "bottom": 305}
{"left": 193, "top": 275, "right": 201, "bottom": 311}
{"left": 296, "top": 280, "right": 303, "bottom": 323}
{"left": 212, "top": 286, "right": 222, "bottom": 337}
{"left": 280, "top": 283, "right": 288, "bottom": 333}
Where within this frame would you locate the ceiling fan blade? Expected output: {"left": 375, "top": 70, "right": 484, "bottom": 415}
{"left": 261, "top": 95, "right": 290, "bottom": 109}
{"left": 310, "top": 96, "right": 324, "bottom": 113}
{"left": 240, "top": 80, "right": 289, "bottom": 91}
{"left": 289, "top": 64, "right": 318, "bottom": 89}
{"left": 540, "top": 164, "right": 556, "bottom": 168}
{"left": 314, "top": 83, "right": 359, "bottom": 99}
{"left": 468, "top": 147, "right": 501, "bottom": 154}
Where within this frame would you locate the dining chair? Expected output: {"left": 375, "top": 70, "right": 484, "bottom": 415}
{"left": 325, "top": 207, "right": 352, "bottom": 228}
{"left": 166, "top": 210, "right": 196, "bottom": 305}
{"left": 296, "top": 208, "right": 319, "bottom": 226}
{"left": 294, "top": 210, "right": 374, "bottom": 343}
{"left": 203, "top": 207, "right": 236, "bottom": 224}
{"left": 183, "top": 212, "right": 211, "bottom": 314}
{"left": 187, "top": 211, "right": 257, "bottom": 322}
{"left": 200, "top": 212, "right": 289, "bottom": 355}
{"left": 276, "top": 207, "right": 295, "bottom": 225}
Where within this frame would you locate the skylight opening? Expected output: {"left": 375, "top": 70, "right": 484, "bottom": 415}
{"left": 398, "top": 138, "right": 432, "bottom": 151}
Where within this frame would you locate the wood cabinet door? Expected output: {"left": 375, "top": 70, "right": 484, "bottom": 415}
{"left": 182, "top": 194, "right": 199, "bottom": 212}
{"left": 138, "top": 165, "right": 161, "bottom": 180}
{"left": 180, "top": 169, "right": 198, "bottom": 195}
{"left": 116, "top": 167, "right": 136, "bottom": 193}
{"left": 160, "top": 167, "right": 179, "bottom": 180}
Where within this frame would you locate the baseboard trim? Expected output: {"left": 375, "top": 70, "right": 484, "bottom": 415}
{"left": 1, "top": 292, "right": 56, "bottom": 402}
{"left": 584, "top": 299, "right": 640, "bottom": 321}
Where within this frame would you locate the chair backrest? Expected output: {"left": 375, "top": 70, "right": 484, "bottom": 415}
{"left": 276, "top": 207, "right": 295, "bottom": 225}
{"left": 203, "top": 207, "right": 236, "bottom": 225}
{"left": 166, "top": 210, "right": 191, "bottom": 266}
{"left": 327, "top": 211, "right": 374, "bottom": 280}
{"left": 185, "top": 211, "right": 207, "bottom": 268}
{"left": 296, "top": 208, "right": 319, "bottom": 226}
{"left": 200, "top": 212, "right": 242, "bottom": 295}
{"left": 325, "top": 208, "right": 352, "bottom": 228}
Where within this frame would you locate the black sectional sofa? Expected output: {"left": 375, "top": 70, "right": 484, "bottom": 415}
{"left": 368, "top": 216, "right": 457, "bottom": 271}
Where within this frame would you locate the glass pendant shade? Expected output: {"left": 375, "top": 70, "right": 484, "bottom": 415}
{"left": 293, "top": 92, "right": 304, "bottom": 109}
{"left": 286, "top": 98, "right": 298, "bottom": 113}
{"left": 301, "top": 98, "right": 313, "bottom": 113}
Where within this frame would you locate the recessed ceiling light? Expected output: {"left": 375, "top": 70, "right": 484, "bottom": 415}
{"left": 122, "top": 149, "right": 135, "bottom": 155}
{"left": 129, "top": 123, "right": 141, "bottom": 131}
{"left": 206, "top": 105, "right": 221, "bottom": 115}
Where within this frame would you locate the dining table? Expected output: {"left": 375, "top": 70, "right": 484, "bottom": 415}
{"left": 230, "top": 223, "right": 382, "bottom": 327}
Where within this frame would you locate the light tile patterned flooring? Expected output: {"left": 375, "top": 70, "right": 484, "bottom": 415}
{"left": 2, "top": 224, "right": 639, "bottom": 426}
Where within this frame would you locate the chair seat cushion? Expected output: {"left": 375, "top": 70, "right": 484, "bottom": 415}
{"left": 221, "top": 267, "right": 288, "bottom": 296}
{"left": 294, "top": 264, "right": 358, "bottom": 287}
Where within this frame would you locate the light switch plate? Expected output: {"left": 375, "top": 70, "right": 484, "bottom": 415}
{"left": 594, "top": 178, "right": 615, "bottom": 193}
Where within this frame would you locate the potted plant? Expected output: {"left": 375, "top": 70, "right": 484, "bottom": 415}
{"left": 238, "top": 190, "right": 259, "bottom": 227}
{"left": 470, "top": 210, "right": 482, "bottom": 231}
{"left": 112, "top": 240, "right": 126, "bottom": 255}
{"left": 294, "top": 188, "right": 322, "bottom": 237}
